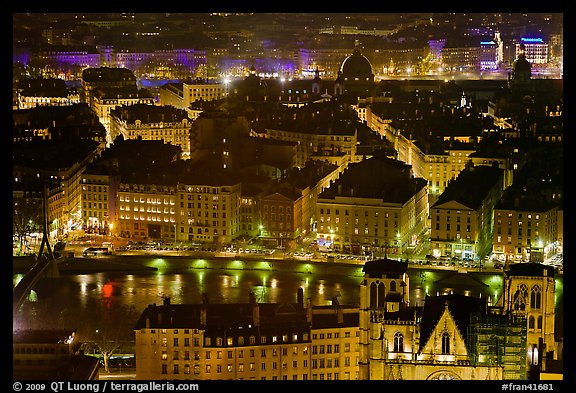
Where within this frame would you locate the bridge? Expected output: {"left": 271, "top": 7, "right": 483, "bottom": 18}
{"left": 13, "top": 255, "right": 62, "bottom": 317}
{"left": 13, "top": 219, "right": 64, "bottom": 316}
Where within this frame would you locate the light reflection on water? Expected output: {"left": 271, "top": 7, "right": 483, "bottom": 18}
{"left": 13, "top": 259, "right": 563, "bottom": 345}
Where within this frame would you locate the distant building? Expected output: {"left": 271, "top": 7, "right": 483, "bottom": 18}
{"left": 80, "top": 67, "right": 137, "bottom": 104}
{"left": 133, "top": 293, "right": 312, "bottom": 380}
{"left": 133, "top": 291, "right": 360, "bottom": 381}
{"left": 430, "top": 164, "right": 505, "bottom": 260}
{"left": 109, "top": 104, "right": 192, "bottom": 158}
{"left": 516, "top": 37, "right": 548, "bottom": 65}
{"left": 176, "top": 168, "right": 242, "bottom": 244}
{"left": 260, "top": 186, "right": 303, "bottom": 248}
{"left": 316, "top": 154, "right": 428, "bottom": 257}
{"left": 16, "top": 77, "right": 80, "bottom": 110}
{"left": 309, "top": 301, "right": 360, "bottom": 380}
{"left": 90, "top": 86, "right": 155, "bottom": 139}
{"left": 158, "top": 79, "right": 227, "bottom": 110}
{"left": 336, "top": 47, "right": 376, "bottom": 97}
{"left": 492, "top": 195, "right": 559, "bottom": 263}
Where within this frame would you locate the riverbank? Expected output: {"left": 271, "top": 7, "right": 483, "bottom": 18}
{"left": 13, "top": 255, "right": 159, "bottom": 275}
{"left": 13, "top": 250, "right": 501, "bottom": 277}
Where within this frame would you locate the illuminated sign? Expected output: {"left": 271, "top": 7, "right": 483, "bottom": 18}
{"left": 521, "top": 37, "right": 544, "bottom": 43}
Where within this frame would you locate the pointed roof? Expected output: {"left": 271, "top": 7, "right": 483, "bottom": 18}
{"left": 418, "top": 293, "right": 486, "bottom": 353}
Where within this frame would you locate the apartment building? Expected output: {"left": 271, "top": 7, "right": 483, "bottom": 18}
{"left": 492, "top": 196, "right": 559, "bottom": 263}
{"left": 16, "top": 77, "right": 80, "bottom": 110}
{"left": 90, "top": 86, "right": 155, "bottom": 138}
{"left": 158, "top": 79, "right": 227, "bottom": 110}
{"left": 134, "top": 294, "right": 312, "bottom": 380}
{"left": 80, "top": 66, "right": 137, "bottom": 104}
{"left": 429, "top": 164, "right": 505, "bottom": 260}
{"left": 134, "top": 291, "right": 362, "bottom": 381}
{"left": 109, "top": 104, "right": 192, "bottom": 158}
{"left": 310, "top": 303, "right": 360, "bottom": 380}
{"left": 116, "top": 177, "right": 177, "bottom": 240}
{"left": 176, "top": 174, "right": 242, "bottom": 245}
{"left": 316, "top": 154, "right": 428, "bottom": 258}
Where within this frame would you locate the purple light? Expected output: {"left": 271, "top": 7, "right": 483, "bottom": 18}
{"left": 521, "top": 37, "right": 544, "bottom": 43}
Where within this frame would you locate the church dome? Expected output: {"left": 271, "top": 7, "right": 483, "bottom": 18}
{"left": 340, "top": 47, "right": 373, "bottom": 77}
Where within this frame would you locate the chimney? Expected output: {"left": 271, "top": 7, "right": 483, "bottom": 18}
{"left": 200, "top": 306, "right": 206, "bottom": 326}
{"left": 297, "top": 288, "right": 304, "bottom": 309}
{"left": 306, "top": 298, "right": 312, "bottom": 323}
{"left": 252, "top": 303, "right": 260, "bottom": 327}
{"left": 163, "top": 296, "right": 170, "bottom": 306}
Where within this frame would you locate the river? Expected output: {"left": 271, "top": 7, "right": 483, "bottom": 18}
{"left": 12, "top": 255, "right": 563, "bottom": 353}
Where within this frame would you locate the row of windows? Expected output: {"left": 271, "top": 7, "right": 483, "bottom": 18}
{"left": 434, "top": 224, "right": 471, "bottom": 232}
{"left": 82, "top": 193, "right": 107, "bottom": 201}
{"left": 319, "top": 226, "right": 397, "bottom": 236}
{"left": 312, "top": 357, "right": 357, "bottom": 368}
{"left": 151, "top": 333, "right": 310, "bottom": 347}
{"left": 120, "top": 196, "right": 175, "bottom": 204}
{"left": 495, "top": 229, "right": 541, "bottom": 237}
{"left": 319, "top": 217, "right": 399, "bottom": 227}
{"left": 83, "top": 202, "right": 106, "bottom": 210}
{"left": 120, "top": 205, "right": 174, "bottom": 214}
{"left": 82, "top": 184, "right": 108, "bottom": 191}
{"left": 311, "top": 343, "right": 354, "bottom": 354}
{"left": 512, "top": 284, "right": 543, "bottom": 310}
{"left": 120, "top": 214, "right": 174, "bottom": 222}
{"left": 497, "top": 212, "right": 541, "bottom": 220}
{"left": 263, "top": 206, "right": 292, "bottom": 213}
{"left": 181, "top": 203, "right": 228, "bottom": 211}
{"left": 182, "top": 194, "right": 223, "bottom": 201}
{"left": 320, "top": 209, "right": 398, "bottom": 218}
{"left": 435, "top": 216, "right": 471, "bottom": 223}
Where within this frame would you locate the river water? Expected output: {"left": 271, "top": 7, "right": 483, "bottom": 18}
{"left": 13, "top": 255, "right": 563, "bottom": 352}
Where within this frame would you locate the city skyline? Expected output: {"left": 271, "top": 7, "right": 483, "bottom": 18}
{"left": 12, "top": 12, "right": 564, "bottom": 383}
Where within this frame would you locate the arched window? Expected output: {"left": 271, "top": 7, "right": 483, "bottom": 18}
{"left": 528, "top": 315, "right": 535, "bottom": 329}
{"left": 530, "top": 285, "right": 541, "bottom": 309}
{"left": 393, "top": 332, "right": 403, "bottom": 353}
{"left": 369, "top": 282, "right": 377, "bottom": 309}
{"left": 537, "top": 315, "right": 543, "bottom": 330}
{"left": 528, "top": 344, "right": 539, "bottom": 365}
{"left": 441, "top": 332, "right": 450, "bottom": 355}
{"left": 513, "top": 284, "right": 528, "bottom": 311}
{"left": 377, "top": 282, "right": 385, "bottom": 308}
{"left": 390, "top": 280, "right": 397, "bottom": 292}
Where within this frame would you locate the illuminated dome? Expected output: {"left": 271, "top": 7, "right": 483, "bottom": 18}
{"left": 340, "top": 47, "right": 373, "bottom": 77}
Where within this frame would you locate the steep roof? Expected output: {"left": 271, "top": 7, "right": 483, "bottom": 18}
{"left": 432, "top": 164, "right": 503, "bottom": 210}
{"left": 418, "top": 293, "right": 486, "bottom": 353}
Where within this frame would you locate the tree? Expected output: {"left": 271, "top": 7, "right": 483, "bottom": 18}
{"left": 13, "top": 194, "right": 43, "bottom": 255}
{"left": 86, "top": 302, "right": 140, "bottom": 373}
